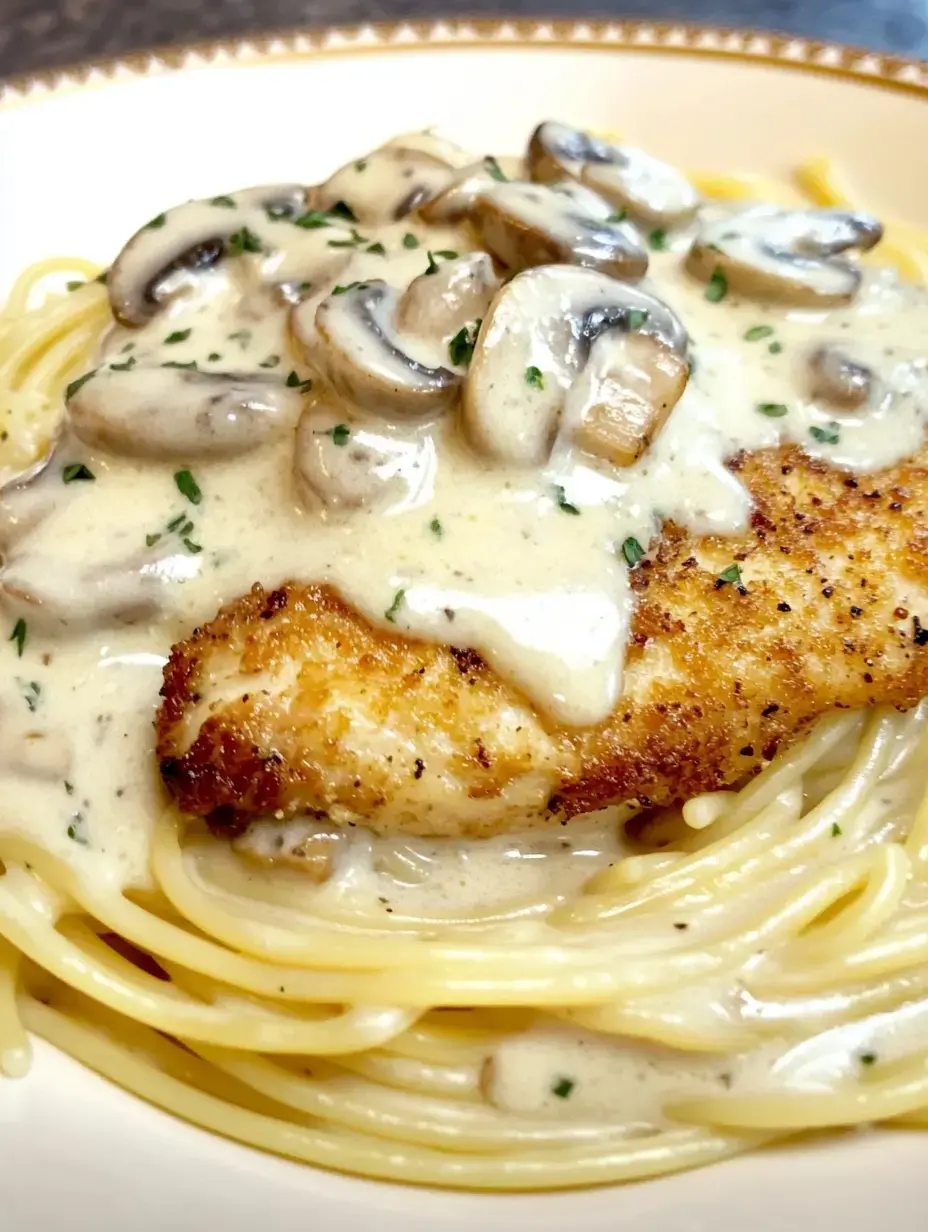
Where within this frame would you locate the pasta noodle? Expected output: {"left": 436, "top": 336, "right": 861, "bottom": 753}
{"left": 1, "top": 159, "right": 927, "bottom": 1192}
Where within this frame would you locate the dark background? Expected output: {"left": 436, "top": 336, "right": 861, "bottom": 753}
{"left": 2, "top": 0, "right": 928, "bottom": 80}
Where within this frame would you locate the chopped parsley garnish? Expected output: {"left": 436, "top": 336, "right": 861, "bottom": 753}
{"left": 182, "top": 537, "right": 203, "bottom": 554}
{"left": 607, "top": 208, "right": 628, "bottom": 222}
{"left": 757, "top": 403, "right": 788, "bottom": 418}
{"left": 769, "top": 341, "right": 783, "bottom": 355}
{"left": 525, "top": 365, "right": 545, "bottom": 389}
{"left": 355, "top": 159, "right": 368, "bottom": 172}
{"left": 717, "top": 563, "right": 742, "bottom": 586}
{"left": 448, "top": 320, "right": 481, "bottom": 367}
{"left": 332, "top": 281, "right": 366, "bottom": 296}
{"left": 61, "top": 462, "right": 95, "bottom": 483}
{"left": 627, "top": 308, "right": 648, "bottom": 331}
{"left": 553, "top": 484, "right": 580, "bottom": 515}
{"left": 285, "top": 370, "right": 314, "bottom": 391}
{"left": 145, "top": 532, "right": 162, "bottom": 547}
{"left": 228, "top": 226, "right": 262, "bottom": 255}
{"left": 329, "top": 424, "right": 350, "bottom": 447}
{"left": 166, "top": 514, "right": 188, "bottom": 533}
{"left": 110, "top": 355, "right": 137, "bottom": 372}
{"left": 19, "top": 679, "right": 41, "bottom": 713}
{"left": 429, "top": 517, "right": 443, "bottom": 538}
{"left": 207, "top": 352, "right": 222, "bottom": 362}
{"left": 328, "top": 200, "right": 357, "bottom": 221}
{"left": 259, "top": 355, "right": 280, "bottom": 369}
{"left": 622, "top": 536, "right": 645, "bottom": 567}
{"left": 484, "top": 155, "right": 507, "bottom": 182}
{"left": 402, "top": 232, "right": 420, "bottom": 249}
{"left": 174, "top": 469, "right": 202, "bottom": 505}
{"left": 146, "top": 213, "right": 167, "bottom": 230}
{"left": 64, "top": 780, "right": 74, "bottom": 795}
{"left": 327, "top": 227, "right": 370, "bottom": 250}
{"left": 810, "top": 423, "right": 841, "bottom": 445}
{"left": 8, "top": 618, "right": 26, "bottom": 657}
{"left": 366, "top": 242, "right": 387, "bottom": 256}
{"left": 294, "top": 209, "right": 332, "bottom": 230}
{"left": 384, "top": 589, "right": 406, "bottom": 624}
{"left": 433, "top": 249, "right": 459, "bottom": 260}
{"left": 65, "top": 370, "right": 96, "bottom": 402}
{"left": 860, "top": 1052, "right": 878, "bottom": 1066}
{"left": 164, "top": 329, "right": 191, "bottom": 345}
{"left": 744, "top": 324, "right": 775, "bottom": 342}
{"left": 649, "top": 228, "right": 669, "bottom": 251}
{"left": 161, "top": 360, "right": 198, "bottom": 371}
{"left": 210, "top": 195, "right": 236, "bottom": 208}
{"left": 67, "top": 813, "right": 89, "bottom": 845}
{"left": 551, "top": 1077, "right": 575, "bottom": 1099}
{"left": 425, "top": 251, "right": 441, "bottom": 275}
{"left": 831, "top": 822, "right": 843, "bottom": 837}
{"left": 705, "top": 266, "right": 728, "bottom": 303}
{"left": 66, "top": 279, "right": 85, "bottom": 292}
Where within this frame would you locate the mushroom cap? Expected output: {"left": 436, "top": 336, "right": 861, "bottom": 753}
{"left": 473, "top": 181, "right": 649, "bottom": 282}
{"left": 528, "top": 121, "right": 700, "bottom": 227}
{"left": 686, "top": 206, "right": 884, "bottom": 306}
{"left": 107, "top": 184, "right": 310, "bottom": 327}
{"left": 396, "top": 252, "right": 501, "bottom": 343}
{"left": 68, "top": 367, "right": 302, "bottom": 459}
{"left": 417, "top": 161, "right": 501, "bottom": 225}
{"left": 293, "top": 399, "right": 434, "bottom": 512}
{"left": 808, "top": 345, "right": 874, "bottom": 410}
{"left": 306, "top": 281, "right": 462, "bottom": 419}
{"left": 311, "top": 145, "right": 456, "bottom": 225}
{"left": 463, "top": 263, "right": 687, "bottom": 466}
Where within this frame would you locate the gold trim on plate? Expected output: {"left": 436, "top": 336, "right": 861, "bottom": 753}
{"left": 2, "top": 19, "right": 928, "bottom": 110}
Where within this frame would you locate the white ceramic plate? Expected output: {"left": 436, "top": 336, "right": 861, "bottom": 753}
{"left": 1, "top": 21, "right": 927, "bottom": 1230}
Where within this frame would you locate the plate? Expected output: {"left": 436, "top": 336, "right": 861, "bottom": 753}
{"left": 1, "top": 20, "right": 926, "bottom": 1231}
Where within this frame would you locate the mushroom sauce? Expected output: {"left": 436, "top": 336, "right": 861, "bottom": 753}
{"left": 2, "top": 123, "right": 928, "bottom": 902}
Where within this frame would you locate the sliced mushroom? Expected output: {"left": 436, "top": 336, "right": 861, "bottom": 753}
{"left": 473, "top": 181, "right": 648, "bottom": 281}
{"left": 528, "top": 121, "right": 700, "bottom": 227}
{"left": 808, "top": 345, "right": 874, "bottom": 410}
{"left": 108, "top": 184, "right": 311, "bottom": 326}
{"left": 311, "top": 145, "right": 456, "bottom": 225}
{"left": 0, "top": 434, "right": 62, "bottom": 552}
{"left": 294, "top": 400, "right": 433, "bottom": 513}
{"left": 0, "top": 549, "right": 182, "bottom": 634}
{"left": 396, "top": 253, "right": 501, "bottom": 343}
{"left": 382, "top": 130, "right": 475, "bottom": 169}
{"left": 233, "top": 818, "right": 347, "bottom": 878}
{"left": 301, "top": 281, "right": 462, "bottom": 419}
{"left": 68, "top": 367, "right": 301, "bottom": 459}
{"left": 463, "top": 265, "right": 687, "bottom": 466}
{"left": 417, "top": 159, "right": 512, "bottom": 224}
{"left": 686, "top": 207, "right": 883, "bottom": 306}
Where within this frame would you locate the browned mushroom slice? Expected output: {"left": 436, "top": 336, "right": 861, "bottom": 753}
{"left": 311, "top": 144, "right": 457, "bottom": 224}
{"left": 808, "top": 346, "right": 874, "bottom": 410}
{"left": 107, "top": 184, "right": 316, "bottom": 326}
{"left": 68, "top": 367, "right": 301, "bottom": 459}
{"left": 396, "top": 253, "right": 501, "bottom": 344}
{"left": 528, "top": 121, "right": 700, "bottom": 227}
{"left": 686, "top": 207, "right": 883, "bottom": 306}
{"left": 464, "top": 265, "right": 687, "bottom": 466}
{"left": 473, "top": 181, "right": 648, "bottom": 281}
{"left": 298, "top": 281, "right": 462, "bottom": 419}
{"left": 417, "top": 158, "right": 517, "bottom": 224}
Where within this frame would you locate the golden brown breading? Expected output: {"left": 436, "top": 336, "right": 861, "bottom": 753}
{"left": 157, "top": 444, "right": 928, "bottom": 838}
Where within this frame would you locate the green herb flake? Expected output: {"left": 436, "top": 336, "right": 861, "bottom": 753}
{"left": 448, "top": 321, "right": 480, "bottom": 367}
{"left": 145, "top": 532, "right": 162, "bottom": 547}
{"left": 285, "top": 370, "right": 314, "bottom": 391}
{"left": 66, "top": 279, "right": 85, "bottom": 292}
{"left": 207, "top": 352, "right": 222, "bottom": 362}
{"left": 110, "top": 355, "right": 137, "bottom": 372}
{"left": 329, "top": 424, "right": 350, "bottom": 447}
{"left": 164, "top": 328, "right": 192, "bottom": 345}
{"left": 8, "top": 618, "right": 26, "bottom": 657}
{"left": 484, "top": 155, "right": 507, "bottom": 182}
{"left": 810, "top": 423, "right": 841, "bottom": 445}
{"left": 768, "top": 341, "right": 783, "bottom": 355}
{"left": 552, "top": 1077, "right": 575, "bottom": 1099}
{"left": 433, "top": 249, "right": 459, "bottom": 260}
{"left": 65, "top": 370, "right": 96, "bottom": 402}
{"left": 553, "top": 484, "right": 580, "bottom": 515}
{"left": 607, "top": 208, "right": 628, "bottom": 222}
{"left": 425, "top": 251, "right": 440, "bottom": 275}
{"left": 649, "top": 228, "right": 669, "bottom": 251}
{"left": 146, "top": 213, "right": 167, "bottom": 230}
{"left": 831, "top": 822, "right": 842, "bottom": 837}
{"left": 166, "top": 514, "right": 187, "bottom": 533}
{"left": 757, "top": 402, "right": 789, "bottom": 418}
{"left": 384, "top": 589, "right": 406, "bottom": 624}
{"left": 161, "top": 360, "right": 198, "bottom": 371}
{"left": 627, "top": 309, "right": 648, "bottom": 332}
{"left": 62, "top": 462, "right": 95, "bottom": 484}
{"left": 294, "top": 210, "right": 332, "bottom": 230}
{"left": 355, "top": 159, "right": 368, "bottom": 173}
{"left": 744, "top": 324, "right": 775, "bottom": 342}
{"left": 402, "top": 232, "right": 420, "bottom": 249}
{"left": 525, "top": 365, "right": 545, "bottom": 390}
{"left": 64, "top": 780, "right": 74, "bottom": 795}
{"left": 705, "top": 266, "right": 728, "bottom": 303}
{"left": 19, "top": 679, "right": 41, "bottom": 713}
{"left": 228, "top": 226, "right": 262, "bottom": 255}
{"left": 258, "top": 355, "right": 280, "bottom": 369}
{"left": 183, "top": 538, "right": 203, "bottom": 554}
{"left": 66, "top": 814, "right": 89, "bottom": 846}
{"left": 332, "top": 281, "right": 366, "bottom": 296}
{"left": 174, "top": 469, "right": 203, "bottom": 505}
{"left": 860, "top": 1052, "right": 878, "bottom": 1066}
{"left": 429, "top": 517, "right": 443, "bottom": 538}
{"left": 210, "top": 195, "right": 236, "bottom": 208}
{"left": 366, "top": 242, "right": 387, "bottom": 256}
{"left": 622, "top": 536, "right": 645, "bottom": 567}
{"left": 718, "top": 563, "right": 742, "bottom": 586}
{"left": 328, "top": 200, "right": 358, "bottom": 222}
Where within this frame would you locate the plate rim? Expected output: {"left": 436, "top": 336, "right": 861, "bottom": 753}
{"left": 3, "top": 17, "right": 928, "bottom": 111}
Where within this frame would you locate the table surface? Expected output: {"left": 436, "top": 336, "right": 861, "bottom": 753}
{"left": 3, "top": 0, "right": 928, "bottom": 81}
